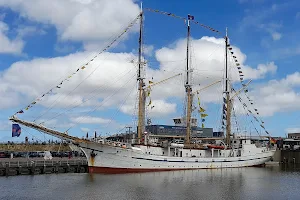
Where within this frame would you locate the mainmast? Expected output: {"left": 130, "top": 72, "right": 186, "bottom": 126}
{"left": 185, "top": 14, "right": 193, "bottom": 144}
{"left": 137, "top": 3, "right": 146, "bottom": 144}
{"left": 225, "top": 28, "right": 232, "bottom": 145}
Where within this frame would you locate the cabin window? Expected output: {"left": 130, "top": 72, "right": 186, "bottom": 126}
{"left": 234, "top": 141, "right": 236, "bottom": 143}
{"left": 163, "top": 152, "right": 164, "bottom": 155}
{"left": 200, "top": 153, "right": 201, "bottom": 156}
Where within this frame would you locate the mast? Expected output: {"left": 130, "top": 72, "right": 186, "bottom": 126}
{"left": 185, "top": 14, "right": 193, "bottom": 144}
{"left": 225, "top": 28, "right": 231, "bottom": 145}
{"left": 137, "top": 3, "right": 146, "bottom": 144}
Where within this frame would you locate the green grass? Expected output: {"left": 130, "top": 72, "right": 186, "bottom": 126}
{"left": 0, "top": 144, "right": 71, "bottom": 152}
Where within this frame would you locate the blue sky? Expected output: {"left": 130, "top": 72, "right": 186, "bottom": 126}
{"left": 0, "top": 0, "right": 300, "bottom": 142}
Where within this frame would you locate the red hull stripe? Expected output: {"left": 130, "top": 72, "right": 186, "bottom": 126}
{"left": 88, "top": 164, "right": 265, "bottom": 174}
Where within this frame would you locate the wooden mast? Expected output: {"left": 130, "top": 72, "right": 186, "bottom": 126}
{"left": 225, "top": 28, "right": 232, "bottom": 146}
{"left": 185, "top": 15, "right": 193, "bottom": 145}
{"left": 137, "top": 3, "right": 146, "bottom": 144}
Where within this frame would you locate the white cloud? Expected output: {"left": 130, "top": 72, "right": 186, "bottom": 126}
{"left": 0, "top": 34, "right": 289, "bottom": 136}
{"left": 70, "top": 116, "right": 112, "bottom": 124}
{"left": 285, "top": 128, "right": 300, "bottom": 134}
{"left": 0, "top": 51, "right": 138, "bottom": 109}
{"left": 80, "top": 127, "right": 90, "bottom": 132}
{"left": 0, "top": 21, "right": 24, "bottom": 54}
{"left": 259, "top": 22, "right": 282, "bottom": 41}
{"left": 240, "top": 4, "right": 286, "bottom": 42}
{"left": 143, "top": 45, "right": 154, "bottom": 57}
{"left": 0, "top": 36, "right": 279, "bottom": 121}
{"left": 0, "top": 120, "right": 10, "bottom": 131}
{"left": 271, "top": 4, "right": 277, "bottom": 11}
{"left": 148, "top": 100, "right": 177, "bottom": 117}
{"left": 0, "top": 0, "right": 140, "bottom": 44}
{"left": 148, "top": 37, "right": 276, "bottom": 104}
{"left": 271, "top": 32, "right": 281, "bottom": 40}
{"left": 34, "top": 118, "right": 74, "bottom": 129}
{"left": 120, "top": 99, "right": 177, "bottom": 117}
{"left": 54, "top": 43, "right": 75, "bottom": 53}
{"left": 17, "top": 26, "right": 46, "bottom": 38}
{"left": 242, "top": 72, "right": 300, "bottom": 117}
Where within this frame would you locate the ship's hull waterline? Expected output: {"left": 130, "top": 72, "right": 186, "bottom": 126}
{"left": 78, "top": 142, "right": 275, "bottom": 174}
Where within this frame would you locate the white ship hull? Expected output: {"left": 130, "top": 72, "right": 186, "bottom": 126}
{"left": 77, "top": 141, "right": 276, "bottom": 174}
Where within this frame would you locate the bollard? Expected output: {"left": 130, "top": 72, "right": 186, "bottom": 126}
{"left": 30, "top": 161, "right": 35, "bottom": 175}
{"left": 5, "top": 163, "right": 9, "bottom": 176}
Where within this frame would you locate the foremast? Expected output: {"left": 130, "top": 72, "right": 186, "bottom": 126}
{"left": 185, "top": 15, "right": 193, "bottom": 145}
{"left": 225, "top": 28, "right": 232, "bottom": 146}
{"left": 137, "top": 4, "right": 146, "bottom": 144}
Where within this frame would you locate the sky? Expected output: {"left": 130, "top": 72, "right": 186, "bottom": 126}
{"left": 0, "top": 0, "right": 300, "bottom": 142}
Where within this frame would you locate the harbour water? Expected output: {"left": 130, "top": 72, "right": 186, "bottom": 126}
{"left": 1, "top": 165, "right": 300, "bottom": 200}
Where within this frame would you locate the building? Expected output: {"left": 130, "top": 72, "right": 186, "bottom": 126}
{"left": 213, "top": 131, "right": 224, "bottom": 137}
{"left": 288, "top": 133, "right": 300, "bottom": 139}
{"left": 145, "top": 125, "right": 213, "bottom": 138}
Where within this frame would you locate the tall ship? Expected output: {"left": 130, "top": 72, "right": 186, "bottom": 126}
{"left": 9, "top": 5, "right": 275, "bottom": 173}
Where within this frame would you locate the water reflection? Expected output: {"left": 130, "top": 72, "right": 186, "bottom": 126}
{"left": 1, "top": 166, "right": 300, "bottom": 200}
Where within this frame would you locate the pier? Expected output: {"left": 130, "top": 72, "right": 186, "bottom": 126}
{"left": 0, "top": 157, "right": 88, "bottom": 176}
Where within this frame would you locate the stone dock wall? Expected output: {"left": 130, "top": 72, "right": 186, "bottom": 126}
{"left": 0, "top": 157, "right": 88, "bottom": 176}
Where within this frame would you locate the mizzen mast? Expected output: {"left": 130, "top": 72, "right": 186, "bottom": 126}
{"left": 225, "top": 28, "right": 232, "bottom": 146}
{"left": 137, "top": 3, "right": 146, "bottom": 144}
{"left": 185, "top": 14, "right": 194, "bottom": 145}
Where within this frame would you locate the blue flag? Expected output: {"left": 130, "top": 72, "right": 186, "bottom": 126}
{"left": 12, "top": 124, "right": 21, "bottom": 137}
{"left": 188, "top": 14, "right": 194, "bottom": 20}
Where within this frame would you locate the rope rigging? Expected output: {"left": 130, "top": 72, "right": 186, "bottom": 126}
{"left": 9, "top": 6, "right": 272, "bottom": 142}
{"left": 12, "top": 14, "right": 141, "bottom": 118}
{"left": 145, "top": 8, "right": 222, "bottom": 35}
{"left": 41, "top": 68, "right": 136, "bottom": 124}
{"left": 62, "top": 72, "right": 137, "bottom": 132}
{"left": 225, "top": 39, "right": 271, "bottom": 137}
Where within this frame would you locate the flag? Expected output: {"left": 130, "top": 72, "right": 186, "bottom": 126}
{"left": 147, "top": 99, "right": 152, "bottom": 106}
{"left": 270, "top": 137, "right": 276, "bottom": 144}
{"left": 199, "top": 107, "right": 205, "bottom": 112}
{"left": 223, "top": 104, "right": 227, "bottom": 111}
{"left": 201, "top": 113, "right": 208, "bottom": 118}
{"left": 12, "top": 124, "right": 21, "bottom": 137}
{"left": 188, "top": 14, "right": 194, "bottom": 20}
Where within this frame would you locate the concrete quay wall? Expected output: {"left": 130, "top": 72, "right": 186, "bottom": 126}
{"left": 0, "top": 157, "right": 88, "bottom": 176}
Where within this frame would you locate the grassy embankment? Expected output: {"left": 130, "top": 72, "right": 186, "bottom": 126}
{"left": 0, "top": 144, "right": 71, "bottom": 152}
